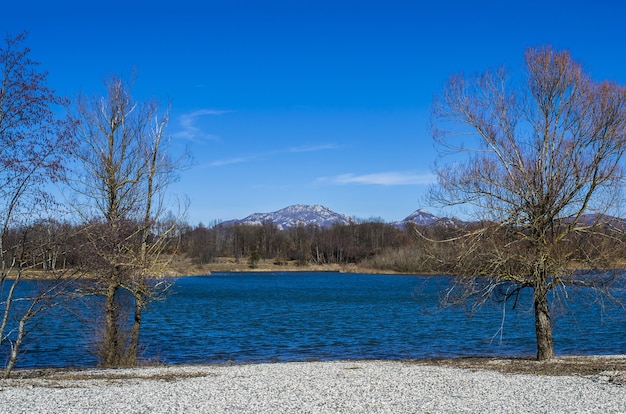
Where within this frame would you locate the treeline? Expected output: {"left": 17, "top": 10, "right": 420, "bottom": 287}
{"left": 181, "top": 220, "right": 415, "bottom": 266}
{"left": 180, "top": 218, "right": 626, "bottom": 274}
{"left": 10, "top": 219, "right": 417, "bottom": 270}
{"left": 179, "top": 219, "right": 493, "bottom": 274}
{"left": 9, "top": 218, "right": 428, "bottom": 272}
{"left": 13, "top": 217, "right": 626, "bottom": 275}
{"left": 3, "top": 219, "right": 178, "bottom": 271}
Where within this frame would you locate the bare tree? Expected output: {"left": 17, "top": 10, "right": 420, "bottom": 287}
{"left": 430, "top": 46, "right": 626, "bottom": 360}
{"left": 0, "top": 32, "right": 76, "bottom": 377}
{"left": 70, "top": 74, "right": 187, "bottom": 367}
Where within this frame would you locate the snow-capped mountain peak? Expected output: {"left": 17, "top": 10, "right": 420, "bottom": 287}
{"left": 221, "top": 205, "right": 461, "bottom": 229}
{"left": 231, "top": 204, "right": 353, "bottom": 230}
{"left": 402, "top": 209, "right": 439, "bottom": 226}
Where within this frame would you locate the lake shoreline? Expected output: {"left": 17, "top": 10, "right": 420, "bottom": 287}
{"left": 7, "top": 355, "right": 626, "bottom": 380}
{"left": 167, "top": 256, "right": 440, "bottom": 277}
{"left": 2, "top": 358, "right": 625, "bottom": 413}
{"left": 17, "top": 258, "right": 425, "bottom": 280}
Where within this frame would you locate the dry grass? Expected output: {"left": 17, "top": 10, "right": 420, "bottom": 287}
{"left": 2, "top": 366, "right": 214, "bottom": 388}
{"left": 410, "top": 355, "right": 626, "bottom": 384}
{"left": 15, "top": 257, "right": 397, "bottom": 280}
{"left": 5, "top": 356, "right": 625, "bottom": 388}
{"left": 166, "top": 256, "right": 395, "bottom": 276}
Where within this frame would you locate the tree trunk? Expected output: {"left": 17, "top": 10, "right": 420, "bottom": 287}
{"left": 533, "top": 285, "right": 554, "bottom": 360}
{"left": 4, "top": 310, "right": 29, "bottom": 378}
{"left": 103, "top": 282, "right": 120, "bottom": 367}
{"left": 0, "top": 275, "right": 20, "bottom": 349}
{"left": 128, "top": 297, "right": 143, "bottom": 366}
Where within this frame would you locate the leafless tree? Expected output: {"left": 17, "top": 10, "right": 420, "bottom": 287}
{"left": 0, "top": 32, "right": 76, "bottom": 377}
{"left": 430, "top": 46, "right": 626, "bottom": 360}
{"left": 69, "top": 74, "right": 187, "bottom": 367}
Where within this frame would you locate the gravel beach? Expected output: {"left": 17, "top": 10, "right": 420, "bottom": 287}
{"left": 1, "top": 359, "right": 625, "bottom": 413}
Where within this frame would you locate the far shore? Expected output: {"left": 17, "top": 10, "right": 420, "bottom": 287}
{"left": 18, "top": 256, "right": 622, "bottom": 280}
{"left": 165, "top": 257, "right": 419, "bottom": 277}
{"left": 15, "top": 257, "right": 417, "bottom": 280}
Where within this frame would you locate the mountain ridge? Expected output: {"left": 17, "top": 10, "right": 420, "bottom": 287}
{"left": 221, "top": 204, "right": 623, "bottom": 229}
{"left": 223, "top": 204, "right": 448, "bottom": 229}
{"left": 223, "top": 204, "right": 355, "bottom": 230}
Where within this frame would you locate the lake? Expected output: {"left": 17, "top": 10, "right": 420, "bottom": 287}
{"left": 5, "top": 272, "right": 626, "bottom": 368}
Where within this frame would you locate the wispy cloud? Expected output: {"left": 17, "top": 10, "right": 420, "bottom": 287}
{"left": 173, "top": 109, "right": 230, "bottom": 142}
{"left": 288, "top": 144, "right": 340, "bottom": 153}
{"left": 321, "top": 171, "right": 436, "bottom": 186}
{"left": 209, "top": 156, "right": 257, "bottom": 167}
{"left": 209, "top": 143, "right": 338, "bottom": 167}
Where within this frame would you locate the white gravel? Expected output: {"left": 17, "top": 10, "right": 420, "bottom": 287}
{"left": 1, "top": 360, "right": 625, "bottom": 413}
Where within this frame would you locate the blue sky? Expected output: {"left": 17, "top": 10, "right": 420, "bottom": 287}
{"left": 4, "top": 1, "right": 626, "bottom": 224}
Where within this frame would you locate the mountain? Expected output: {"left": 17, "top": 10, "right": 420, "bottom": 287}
{"left": 226, "top": 204, "right": 354, "bottom": 230}
{"left": 222, "top": 205, "right": 463, "bottom": 230}
{"left": 566, "top": 213, "right": 626, "bottom": 229}
{"left": 223, "top": 206, "right": 624, "bottom": 230}
{"left": 399, "top": 209, "right": 463, "bottom": 227}
{"left": 401, "top": 209, "right": 440, "bottom": 226}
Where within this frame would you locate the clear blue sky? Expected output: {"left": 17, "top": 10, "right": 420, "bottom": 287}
{"left": 4, "top": 1, "right": 626, "bottom": 225}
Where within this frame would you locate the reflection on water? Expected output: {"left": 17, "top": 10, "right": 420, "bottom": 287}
{"left": 4, "top": 272, "right": 625, "bottom": 368}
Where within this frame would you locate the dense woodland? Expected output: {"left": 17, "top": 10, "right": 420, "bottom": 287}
{"left": 182, "top": 220, "right": 413, "bottom": 268}
{"left": 8, "top": 218, "right": 418, "bottom": 272}
{"left": 10, "top": 217, "right": 626, "bottom": 276}
{"left": 139, "top": 218, "right": 626, "bottom": 273}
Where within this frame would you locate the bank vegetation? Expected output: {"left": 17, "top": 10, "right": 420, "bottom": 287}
{"left": 10, "top": 216, "right": 626, "bottom": 277}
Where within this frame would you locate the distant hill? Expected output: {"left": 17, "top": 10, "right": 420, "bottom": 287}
{"left": 221, "top": 204, "right": 466, "bottom": 230}
{"left": 397, "top": 208, "right": 463, "bottom": 228}
{"left": 224, "top": 204, "right": 354, "bottom": 230}
{"left": 400, "top": 209, "right": 439, "bottom": 226}
{"left": 218, "top": 205, "right": 622, "bottom": 231}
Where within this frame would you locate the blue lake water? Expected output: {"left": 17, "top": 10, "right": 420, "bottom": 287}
{"left": 4, "top": 272, "right": 626, "bottom": 369}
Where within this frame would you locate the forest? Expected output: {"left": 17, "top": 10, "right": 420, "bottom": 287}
{"left": 4, "top": 217, "right": 444, "bottom": 274}
{"left": 13, "top": 216, "right": 626, "bottom": 276}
